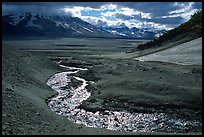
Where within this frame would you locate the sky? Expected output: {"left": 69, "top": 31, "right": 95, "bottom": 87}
{"left": 2, "top": 2, "right": 202, "bottom": 30}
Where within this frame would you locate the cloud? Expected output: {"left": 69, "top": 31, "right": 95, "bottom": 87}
{"left": 96, "top": 20, "right": 108, "bottom": 27}
{"left": 81, "top": 15, "right": 122, "bottom": 27}
{"left": 2, "top": 2, "right": 202, "bottom": 30}
{"left": 159, "top": 2, "right": 201, "bottom": 21}
{"left": 101, "top": 11, "right": 117, "bottom": 17}
{"left": 114, "top": 13, "right": 134, "bottom": 20}
{"left": 80, "top": 16, "right": 102, "bottom": 25}
{"left": 63, "top": 6, "right": 85, "bottom": 17}
{"left": 100, "top": 4, "right": 118, "bottom": 11}
{"left": 100, "top": 6, "right": 152, "bottom": 19}
{"left": 61, "top": 4, "right": 153, "bottom": 28}
{"left": 2, "top": 2, "right": 66, "bottom": 15}
{"left": 121, "top": 19, "right": 171, "bottom": 30}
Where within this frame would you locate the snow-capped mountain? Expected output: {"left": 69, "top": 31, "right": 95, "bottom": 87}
{"left": 2, "top": 13, "right": 119, "bottom": 38}
{"left": 101, "top": 24, "right": 167, "bottom": 39}
{"left": 2, "top": 13, "right": 167, "bottom": 39}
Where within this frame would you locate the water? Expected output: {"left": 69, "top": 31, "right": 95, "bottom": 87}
{"left": 46, "top": 61, "right": 202, "bottom": 133}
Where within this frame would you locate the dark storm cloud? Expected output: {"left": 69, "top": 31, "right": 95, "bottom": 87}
{"left": 192, "top": 2, "right": 202, "bottom": 10}
{"left": 1, "top": 2, "right": 180, "bottom": 16}
{"left": 2, "top": 2, "right": 67, "bottom": 15}
{"left": 2, "top": 2, "right": 105, "bottom": 7}
{"left": 96, "top": 20, "right": 108, "bottom": 27}
{"left": 141, "top": 16, "right": 185, "bottom": 28}
{"left": 113, "top": 2, "right": 179, "bottom": 18}
{"left": 113, "top": 11, "right": 185, "bottom": 29}
{"left": 2, "top": 2, "right": 202, "bottom": 17}
{"left": 114, "top": 13, "right": 134, "bottom": 20}
{"left": 2, "top": 2, "right": 109, "bottom": 16}
{"left": 151, "top": 17, "right": 185, "bottom": 26}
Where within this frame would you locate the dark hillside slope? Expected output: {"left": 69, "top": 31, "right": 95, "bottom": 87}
{"left": 132, "top": 11, "right": 202, "bottom": 51}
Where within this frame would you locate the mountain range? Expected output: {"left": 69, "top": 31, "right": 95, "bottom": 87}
{"left": 2, "top": 13, "right": 119, "bottom": 38}
{"left": 101, "top": 23, "right": 167, "bottom": 39}
{"left": 2, "top": 13, "right": 167, "bottom": 39}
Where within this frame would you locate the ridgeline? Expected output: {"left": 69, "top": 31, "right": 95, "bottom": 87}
{"left": 130, "top": 11, "right": 202, "bottom": 52}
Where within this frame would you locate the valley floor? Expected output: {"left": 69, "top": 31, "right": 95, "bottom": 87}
{"left": 2, "top": 38, "right": 202, "bottom": 135}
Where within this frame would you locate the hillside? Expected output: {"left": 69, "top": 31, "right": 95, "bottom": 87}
{"left": 135, "top": 37, "right": 202, "bottom": 65}
{"left": 130, "top": 11, "right": 202, "bottom": 51}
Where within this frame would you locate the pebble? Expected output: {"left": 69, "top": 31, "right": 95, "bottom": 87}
{"left": 5, "top": 122, "right": 11, "bottom": 126}
{"left": 6, "top": 88, "right": 14, "bottom": 92}
{"left": 142, "top": 69, "right": 147, "bottom": 71}
{"left": 16, "top": 128, "right": 21, "bottom": 131}
{"left": 61, "top": 129, "right": 66, "bottom": 132}
{"left": 2, "top": 131, "right": 7, "bottom": 135}
{"left": 2, "top": 125, "right": 7, "bottom": 129}
{"left": 151, "top": 67, "right": 156, "bottom": 70}
{"left": 30, "top": 126, "right": 35, "bottom": 129}
{"left": 159, "top": 70, "right": 163, "bottom": 73}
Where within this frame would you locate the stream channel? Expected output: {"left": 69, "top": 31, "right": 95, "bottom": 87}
{"left": 46, "top": 61, "right": 201, "bottom": 133}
